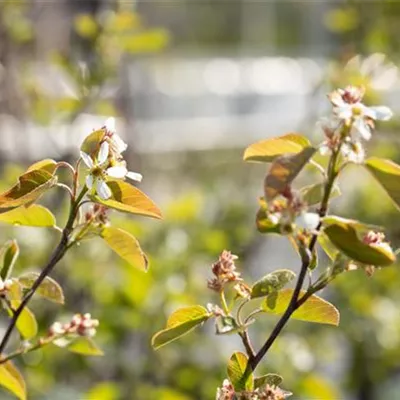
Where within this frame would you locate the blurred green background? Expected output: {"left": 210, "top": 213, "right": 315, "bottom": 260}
{"left": 0, "top": 1, "right": 400, "bottom": 399}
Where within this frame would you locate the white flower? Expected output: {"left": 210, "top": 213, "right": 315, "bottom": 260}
{"left": 295, "top": 212, "right": 320, "bottom": 231}
{"left": 49, "top": 322, "right": 65, "bottom": 336}
{"left": 215, "top": 379, "right": 235, "bottom": 400}
{"left": 104, "top": 117, "right": 128, "bottom": 155}
{"left": 81, "top": 141, "right": 143, "bottom": 200}
{"left": 334, "top": 102, "right": 392, "bottom": 141}
{"left": 81, "top": 141, "right": 113, "bottom": 200}
{"left": 341, "top": 139, "right": 365, "bottom": 164}
{"left": 106, "top": 164, "right": 143, "bottom": 183}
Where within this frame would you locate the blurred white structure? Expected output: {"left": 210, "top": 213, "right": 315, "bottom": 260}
{"left": 1, "top": 54, "right": 399, "bottom": 159}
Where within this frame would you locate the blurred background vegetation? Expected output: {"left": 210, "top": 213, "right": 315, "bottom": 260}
{"left": 0, "top": 0, "right": 400, "bottom": 399}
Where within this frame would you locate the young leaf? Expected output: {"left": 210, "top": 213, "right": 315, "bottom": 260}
{"left": 0, "top": 240, "right": 19, "bottom": 280}
{"left": 301, "top": 183, "right": 341, "bottom": 206}
{"left": 264, "top": 147, "right": 316, "bottom": 201}
{"left": 244, "top": 133, "right": 310, "bottom": 163}
{"left": 251, "top": 269, "right": 296, "bottom": 299}
{"left": 101, "top": 227, "right": 148, "bottom": 271}
{"left": 92, "top": 180, "right": 162, "bottom": 219}
{"left": 67, "top": 337, "right": 104, "bottom": 356}
{"left": 227, "top": 352, "right": 253, "bottom": 391}
{"left": 254, "top": 374, "right": 283, "bottom": 389}
{"left": 0, "top": 205, "right": 56, "bottom": 228}
{"left": 19, "top": 273, "right": 64, "bottom": 304}
{"left": 6, "top": 280, "right": 22, "bottom": 301}
{"left": 17, "top": 307, "right": 38, "bottom": 340}
{"left": 262, "top": 289, "right": 340, "bottom": 326}
{"left": 365, "top": 157, "right": 400, "bottom": 210}
{"left": 0, "top": 361, "right": 26, "bottom": 400}
{"left": 80, "top": 129, "right": 106, "bottom": 156}
{"left": 26, "top": 159, "right": 58, "bottom": 174}
{"left": 152, "top": 305, "right": 211, "bottom": 350}
{"left": 8, "top": 302, "right": 38, "bottom": 339}
{"left": 317, "top": 233, "right": 339, "bottom": 261}
{"left": 0, "top": 169, "right": 57, "bottom": 212}
{"left": 323, "top": 218, "right": 395, "bottom": 266}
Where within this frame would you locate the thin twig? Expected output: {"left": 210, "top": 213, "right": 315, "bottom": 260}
{"left": 236, "top": 300, "right": 256, "bottom": 359}
{"left": 0, "top": 235, "right": 69, "bottom": 354}
{"left": 248, "top": 148, "right": 340, "bottom": 372}
{"left": 56, "top": 161, "right": 75, "bottom": 177}
{"left": 239, "top": 331, "right": 256, "bottom": 360}
{"left": 56, "top": 183, "right": 74, "bottom": 199}
{"left": 0, "top": 333, "right": 62, "bottom": 365}
{"left": 0, "top": 187, "right": 88, "bottom": 355}
{"left": 220, "top": 291, "right": 230, "bottom": 315}
{"left": 244, "top": 308, "right": 264, "bottom": 325}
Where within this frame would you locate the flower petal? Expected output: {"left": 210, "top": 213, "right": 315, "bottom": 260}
{"left": 296, "top": 212, "right": 320, "bottom": 230}
{"left": 126, "top": 171, "right": 143, "bottom": 182}
{"left": 104, "top": 117, "right": 116, "bottom": 133}
{"left": 96, "top": 179, "right": 112, "bottom": 200}
{"left": 86, "top": 174, "right": 94, "bottom": 189}
{"left": 107, "top": 165, "right": 128, "bottom": 178}
{"left": 334, "top": 105, "right": 352, "bottom": 120}
{"left": 342, "top": 141, "right": 365, "bottom": 164}
{"left": 97, "top": 141, "right": 109, "bottom": 165}
{"left": 319, "top": 143, "right": 331, "bottom": 156}
{"left": 80, "top": 151, "right": 94, "bottom": 168}
{"left": 353, "top": 117, "right": 371, "bottom": 140}
{"left": 112, "top": 133, "right": 128, "bottom": 154}
{"left": 366, "top": 106, "right": 393, "bottom": 121}
{"left": 328, "top": 91, "right": 345, "bottom": 107}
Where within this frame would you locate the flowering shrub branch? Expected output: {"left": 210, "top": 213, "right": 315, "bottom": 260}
{"left": 152, "top": 86, "right": 398, "bottom": 399}
{"left": 0, "top": 118, "right": 162, "bottom": 399}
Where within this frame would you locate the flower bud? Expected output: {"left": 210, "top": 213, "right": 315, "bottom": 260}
{"left": 49, "top": 322, "right": 65, "bottom": 336}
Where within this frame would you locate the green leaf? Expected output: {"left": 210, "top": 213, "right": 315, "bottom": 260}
{"left": 0, "top": 240, "right": 19, "bottom": 280}
{"left": 256, "top": 198, "right": 281, "bottom": 234}
{"left": 26, "top": 159, "right": 58, "bottom": 174}
{"left": 0, "top": 361, "right": 26, "bottom": 400}
{"left": 152, "top": 305, "right": 211, "bottom": 350}
{"left": 9, "top": 303, "right": 38, "bottom": 339}
{"left": 323, "top": 215, "right": 382, "bottom": 231}
{"left": 244, "top": 133, "right": 310, "bottom": 163}
{"left": 262, "top": 288, "right": 340, "bottom": 326}
{"left": 80, "top": 129, "right": 106, "bottom": 156}
{"left": 301, "top": 183, "right": 341, "bottom": 206}
{"left": 0, "top": 205, "right": 56, "bottom": 227}
{"left": 101, "top": 227, "right": 148, "bottom": 271}
{"left": 92, "top": 180, "right": 162, "bottom": 219}
{"left": 317, "top": 233, "right": 339, "bottom": 261}
{"left": 227, "top": 352, "right": 253, "bottom": 391}
{"left": 323, "top": 217, "right": 395, "bottom": 266}
{"left": 365, "top": 157, "right": 400, "bottom": 210}
{"left": 67, "top": 337, "right": 104, "bottom": 356}
{"left": 6, "top": 280, "right": 23, "bottom": 302}
{"left": 264, "top": 147, "right": 316, "bottom": 201}
{"left": 254, "top": 374, "right": 283, "bottom": 389}
{"left": 18, "top": 273, "right": 64, "bottom": 304}
{"left": 0, "top": 169, "right": 57, "bottom": 212}
{"left": 251, "top": 269, "right": 296, "bottom": 299}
